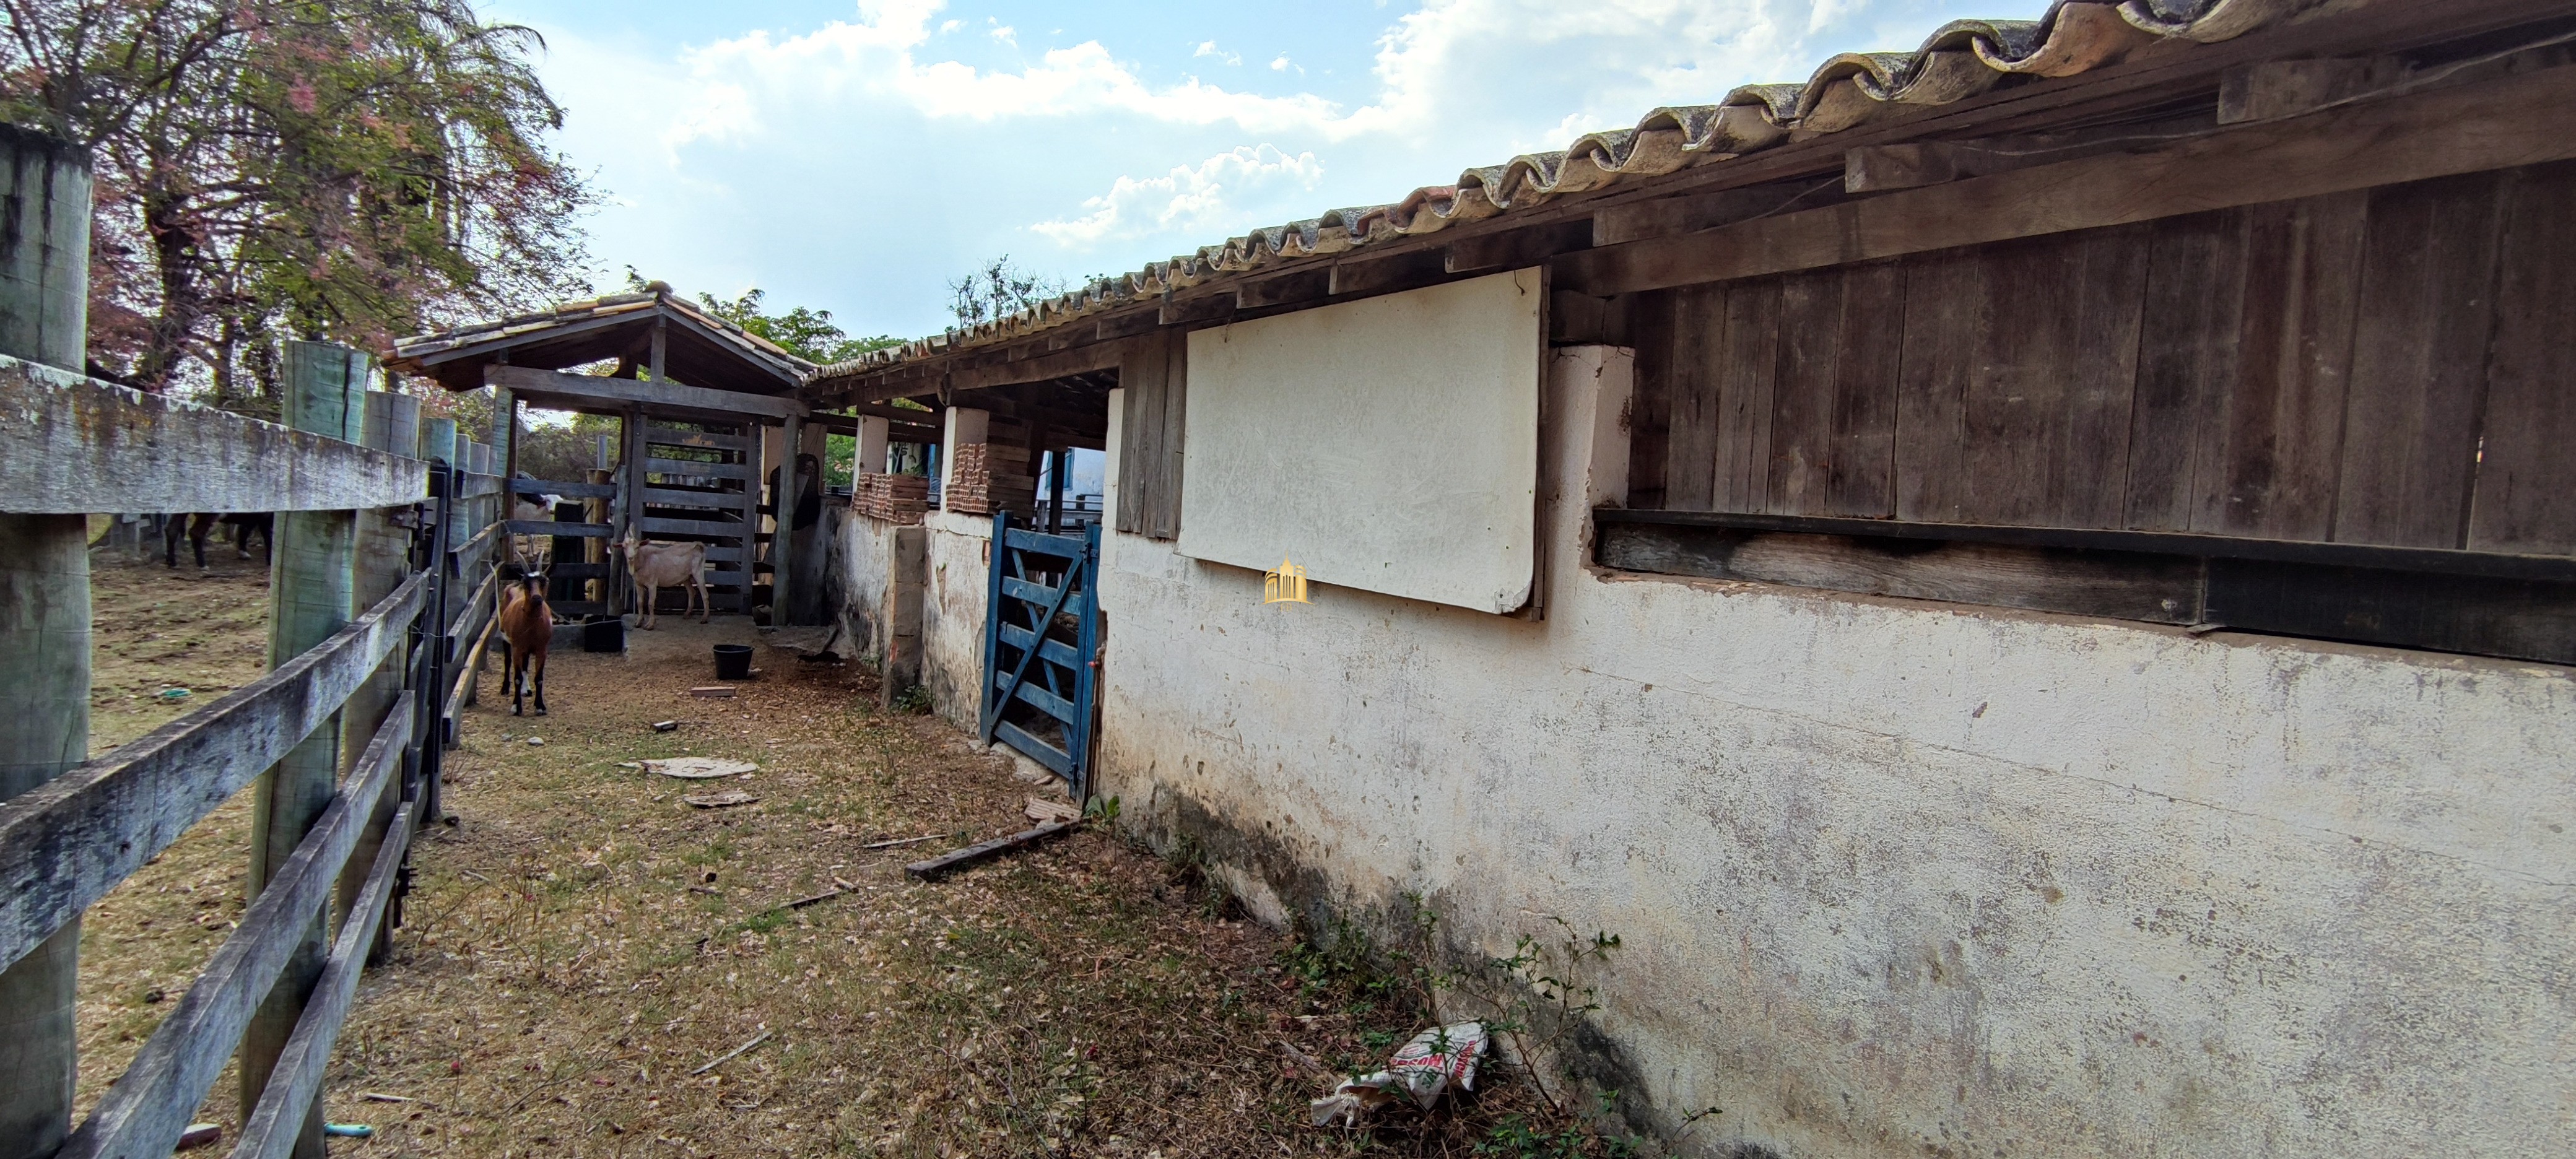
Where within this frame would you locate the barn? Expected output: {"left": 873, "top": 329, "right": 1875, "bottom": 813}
{"left": 809, "top": 2, "right": 2576, "bottom": 1153}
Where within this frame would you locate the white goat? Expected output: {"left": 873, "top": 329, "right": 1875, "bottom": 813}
{"left": 619, "top": 531, "right": 710, "bottom": 628}
{"left": 511, "top": 475, "right": 565, "bottom": 569}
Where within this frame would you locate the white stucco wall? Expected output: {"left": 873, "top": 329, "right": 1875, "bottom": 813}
{"left": 838, "top": 509, "right": 926, "bottom": 691}
{"left": 920, "top": 509, "right": 992, "bottom": 729}
{"left": 1073, "top": 347, "right": 2576, "bottom": 1158}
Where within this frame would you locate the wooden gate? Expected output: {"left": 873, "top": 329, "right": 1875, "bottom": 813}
{"left": 979, "top": 514, "right": 1102, "bottom": 801}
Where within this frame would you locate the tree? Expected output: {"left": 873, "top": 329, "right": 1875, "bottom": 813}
{"left": 0, "top": 0, "right": 593, "bottom": 400}
{"left": 694, "top": 286, "right": 899, "bottom": 367}
{"left": 947, "top": 253, "right": 1064, "bottom": 329}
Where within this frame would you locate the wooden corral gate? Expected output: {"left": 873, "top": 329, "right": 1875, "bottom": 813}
{"left": 980, "top": 514, "right": 1102, "bottom": 801}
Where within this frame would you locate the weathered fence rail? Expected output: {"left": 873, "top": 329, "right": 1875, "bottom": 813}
{"left": 0, "top": 125, "right": 514, "bottom": 1159}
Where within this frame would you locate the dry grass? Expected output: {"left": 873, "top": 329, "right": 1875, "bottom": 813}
{"left": 67, "top": 549, "right": 1634, "bottom": 1158}
{"left": 75, "top": 545, "right": 271, "bottom": 1122}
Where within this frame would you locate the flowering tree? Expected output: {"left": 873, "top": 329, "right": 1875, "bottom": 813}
{"left": 1, "top": 0, "right": 592, "bottom": 405}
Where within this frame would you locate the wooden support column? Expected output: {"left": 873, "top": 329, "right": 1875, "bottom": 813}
{"left": 736, "top": 424, "right": 762, "bottom": 616}
{"left": 490, "top": 355, "right": 516, "bottom": 484}
{"left": 618, "top": 408, "right": 645, "bottom": 619}
{"left": 341, "top": 388, "right": 412, "bottom": 963}
{"left": 0, "top": 123, "right": 90, "bottom": 1159}
{"left": 1047, "top": 449, "right": 1070, "bottom": 532}
{"left": 791, "top": 419, "right": 829, "bottom": 625}
{"left": 772, "top": 414, "right": 801, "bottom": 624}
{"left": 243, "top": 341, "right": 365, "bottom": 1159}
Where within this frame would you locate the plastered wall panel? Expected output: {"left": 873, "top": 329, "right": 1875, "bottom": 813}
{"left": 1178, "top": 269, "right": 1543, "bottom": 614}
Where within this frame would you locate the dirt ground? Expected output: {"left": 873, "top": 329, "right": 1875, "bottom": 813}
{"left": 69, "top": 549, "right": 1631, "bottom": 1158}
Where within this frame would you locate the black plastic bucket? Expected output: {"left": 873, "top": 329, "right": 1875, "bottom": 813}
{"left": 582, "top": 617, "right": 624, "bottom": 654}
{"left": 712, "top": 643, "right": 753, "bottom": 680}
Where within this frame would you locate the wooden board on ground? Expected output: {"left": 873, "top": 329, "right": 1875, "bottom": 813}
{"left": 905, "top": 822, "right": 1077, "bottom": 880}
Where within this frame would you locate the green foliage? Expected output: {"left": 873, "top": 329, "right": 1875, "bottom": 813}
{"left": 1281, "top": 895, "right": 1646, "bottom": 1155}
{"left": 890, "top": 684, "right": 932, "bottom": 715}
{"left": 947, "top": 254, "right": 1065, "bottom": 329}
{"left": 1475, "top": 1114, "right": 1636, "bottom": 1159}
{"left": 1081, "top": 794, "right": 1120, "bottom": 822}
{"left": 619, "top": 268, "right": 899, "bottom": 367}
{"left": 4, "top": 0, "right": 594, "bottom": 399}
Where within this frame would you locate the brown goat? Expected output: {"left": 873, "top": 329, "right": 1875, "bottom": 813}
{"left": 496, "top": 565, "right": 553, "bottom": 716}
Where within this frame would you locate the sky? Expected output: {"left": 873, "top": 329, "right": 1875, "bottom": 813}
{"left": 484, "top": 0, "right": 2039, "bottom": 342}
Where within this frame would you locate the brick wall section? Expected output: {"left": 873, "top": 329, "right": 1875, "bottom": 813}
{"left": 945, "top": 441, "right": 1040, "bottom": 518}
{"left": 945, "top": 442, "right": 994, "bottom": 514}
{"left": 853, "top": 472, "right": 929, "bottom": 524}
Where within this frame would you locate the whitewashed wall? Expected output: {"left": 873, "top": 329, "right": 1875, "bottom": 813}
{"left": 838, "top": 510, "right": 925, "bottom": 697}
{"left": 918, "top": 510, "right": 991, "bottom": 729}
{"left": 1076, "top": 347, "right": 2576, "bottom": 1159}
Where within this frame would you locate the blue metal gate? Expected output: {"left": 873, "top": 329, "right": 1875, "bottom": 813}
{"left": 981, "top": 513, "right": 1101, "bottom": 800}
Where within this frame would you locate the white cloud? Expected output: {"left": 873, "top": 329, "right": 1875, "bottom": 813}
{"left": 990, "top": 24, "right": 1015, "bottom": 44}
{"left": 513, "top": 0, "right": 2011, "bottom": 332}
{"left": 658, "top": 1, "right": 1346, "bottom": 146}
{"left": 1032, "top": 145, "right": 1326, "bottom": 248}
{"left": 1269, "top": 54, "right": 1290, "bottom": 71}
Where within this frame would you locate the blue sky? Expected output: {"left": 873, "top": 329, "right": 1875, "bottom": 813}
{"left": 485, "top": 1, "right": 2037, "bottom": 342}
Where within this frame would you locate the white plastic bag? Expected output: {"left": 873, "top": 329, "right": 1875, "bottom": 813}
{"left": 1309, "top": 1021, "right": 1488, "bottom": 1127}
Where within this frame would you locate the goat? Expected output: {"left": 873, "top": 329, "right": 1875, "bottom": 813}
{"left": 495, "top": 563, "right": 553, "bottom": 716}
{"left": 163, "top": 513, "right": 219, "bottom": 568}
{"left": 510, "top": 475, "right": 564, "bottom": 570}
{"left": 619, "top": 531, "right": 710, "bottom": 630}
{"left": 221, "top": 513, "right": 272, "bottom": 562}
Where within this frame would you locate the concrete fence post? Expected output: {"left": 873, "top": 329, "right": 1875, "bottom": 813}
{"left": 0, "top": 122, "right": 92, "bottom": 1159}
{"left": 241, "top": 341, "right": 366, "bottom": 1159}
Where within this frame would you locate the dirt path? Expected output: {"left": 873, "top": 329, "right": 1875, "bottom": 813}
{"left": 322, "top": 620, "right": 1417, "bottom": 1158}
{"left": 67, "top": 553, "right": 1599, "bottom": 1158}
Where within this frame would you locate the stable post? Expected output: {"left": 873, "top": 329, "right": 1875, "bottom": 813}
{"left": 242, "top": 341, "right": 365, "bottom": 1159}
{"left": 616, "top": 409, "right": 645, "bottom": 617}
{"left": 773, "top": 414, "right": 801, "bottom": 625}
{"left": 1047, "top": 448, "right": 1070, "bottom": 532}
{"left": 491, "top": 384, "right": 516, "bottom": 483}
{"left": 0, "top": 123, "right": 92, "bottom": 1159}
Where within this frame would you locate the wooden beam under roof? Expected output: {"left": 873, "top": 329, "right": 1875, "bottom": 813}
{"left": 487, "top": 364, "right": 806, "bottom": 420}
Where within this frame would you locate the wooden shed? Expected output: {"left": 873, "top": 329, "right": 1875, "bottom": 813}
{"left": 387, "top": 287, "right": 827, "bottom": 621}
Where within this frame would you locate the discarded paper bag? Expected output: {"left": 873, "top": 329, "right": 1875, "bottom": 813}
{"left": 1310, "top": 1021, "right": 1488, "bottom": 1127}
{"left": 644, "top": 757, "right": 758, "bottom": 780}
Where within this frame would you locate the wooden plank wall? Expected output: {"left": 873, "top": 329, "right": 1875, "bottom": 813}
{"left": 1115, "top": 331, "right": 1187, "bottom": 540}
{"left": 1627, "top": 159, "right": 2576, "bottom": 558}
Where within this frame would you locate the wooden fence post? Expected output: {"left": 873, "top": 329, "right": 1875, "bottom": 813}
{"left": 242, "top": 341, "right": 365, "bottom": 1159}
{"left": 0, "top": 122, "right": 92, "bottom": 1159}
{"left": 341, "top": 389, "right": 413, "bottom": 960}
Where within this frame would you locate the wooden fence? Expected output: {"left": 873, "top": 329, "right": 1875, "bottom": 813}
{"left": 0, "top": 344, "right": 517, "bottom": 1158}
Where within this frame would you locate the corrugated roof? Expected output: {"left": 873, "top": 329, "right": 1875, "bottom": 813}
{"left": 811, "top": 0, "right": 2321, "bottom": 383}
